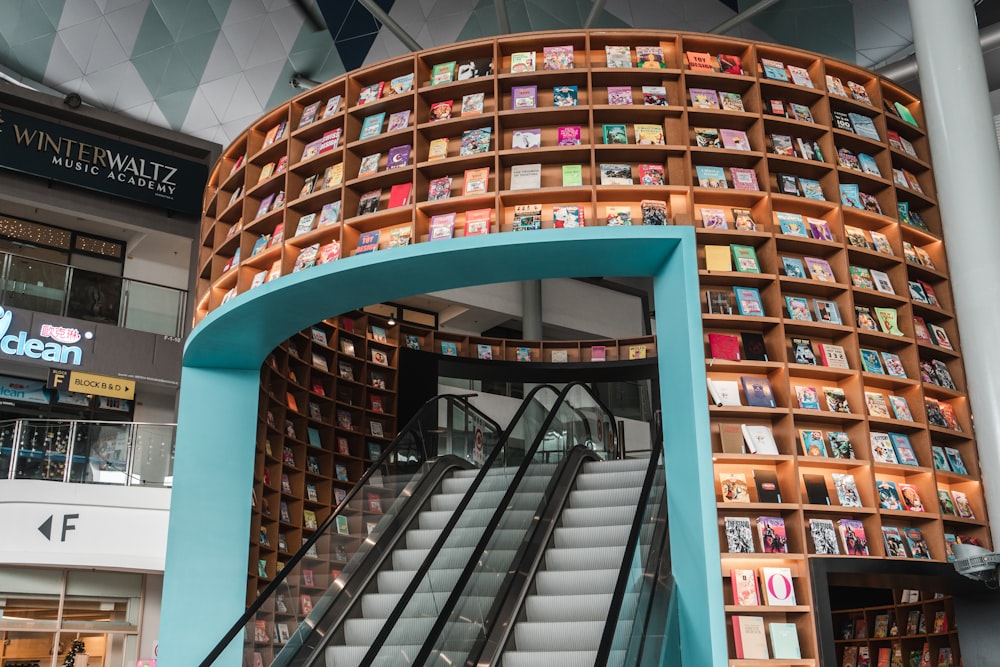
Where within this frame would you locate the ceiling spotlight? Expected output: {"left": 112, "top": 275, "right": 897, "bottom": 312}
{"left": 387, "top": 315, "right": 396, "bottom": 326}
{"left": 290, "top": 73, "right": 321, "bottom": 90}
{"left": 63, "top": 92, "right": 82, "bottom": 109}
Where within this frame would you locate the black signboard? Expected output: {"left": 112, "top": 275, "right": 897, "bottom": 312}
{"left": 0, "top": 105, "right": 207, "bottom": 215}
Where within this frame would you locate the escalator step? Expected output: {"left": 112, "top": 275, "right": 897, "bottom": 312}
{"left": 552, "top": 524, "right": 631, "bottom": 549}
{"left": 559, "top": 505, "right": 634, "bottom": 529}
{"left": 533, "top": 568, "right": 619, "bottom": 596}
{"left": 544, "top": 544, "right": 626, "bottom": 571}
{"left": 501, "top": 650, "right": 598, "bottom": 667}
{"left": 566, "top": 486, "right": 641, "bottom": 509}
{"left": 392, "top": 545, "right": 476, "bottom": 570}
{"left": 513, "top": 620, "right": 606, "bottom": 651}
{"left": 377, "top": 567, "right": 463, "bottom": 594}
{"left": 581, "top": 456, "right": 648, "bottom": 473}
{"left": 523, "top": 593, "right": 613, "bottom": 622}
{"left": 573, "top": 469, "right": 646, "bottom": 490}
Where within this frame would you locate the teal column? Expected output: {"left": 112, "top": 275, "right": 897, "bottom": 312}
{"left": 159, "top": 365, "right": 261, "bottom": 667}
{"left": 521, "top": 280, "right": 543, "bottom": 339}
{"left": 908, "top": 0, "right": 1000, "bottom": 537}
{"left": 652, "top": 233, "right": 727, "bottom": 666}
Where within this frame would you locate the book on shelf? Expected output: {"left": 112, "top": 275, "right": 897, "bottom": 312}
{"left": 733, "top": 208, "right": 756, "bottom": 230}
{"left": 832, "top": 472, "right": 862, "bottom": 507}
{"left": 602, "top": 123, "right": 628, "bottom": 144}
{"left": 704, "top": 245, "right": 732, "bottom": 272}
{"left": 838, "top": 518, "right": 870, "bottom": 556}
{"left": 705, "top": 290, "right": 734, "bottom": 314}
{"left": 706, "top": 378, "right": 741, "bottom": 406}
{"left": 356, "top": 189, "right": 381, "bottom": 216}
{"left": 557, "top": 125, "right": 581, "bottom": 145}
{"left": 741, "top": 424, "right": 779, "bottom": 455}
{"left": 605, "top": 206, "right": 632, "bottom": 226}
{"left": 730, "top": 244, "right": 760, "bottom": 273}
{"left": 513, "top": 204, "right": 543, "bottom": 231}
{"left": 642, "top": 85, "right": 668, "bottom": 105}
{"left": 809, "top": 519, "right": 840, "bottom": 556}
{"left": 510, "top": 51, "right": 536, "bottom": 73}
{"left": 740, "top": 375, "right": 776, "bottom": 407}
{"left": 685, "top": 50, "right": 715, "bottom": 72}
{"left": 323, "top": 162, "right": 344, "bottom": 188}
{"left": 512, "top": 128, "right": 542, "bottom": 149}
{"left": 689, "top": 88, "right": 719, "bottom": 108}
{"left": 694, "top": 127, "right": 721, "bottom": 148}
{"left": 512, "top": 84, "right": 538, "bottom": 109}
{"left": 358, "top": 153, "right": 381, "bottom": 177}
{"left": 904, "top": 527, "right": 932, "bottom": 559}
{"left": 730, "top": 168, "right": 759, "bottom": 191}
{"left": 634, "top": 123, "right": 664, "bottom": 145}
{"left": 804, "top": 474, "right": 831, "bottom": 506}
{"left": 607, "top": 85, "right": 633, "bottom": 105}
{"left": 428, "top": 137, "right": 449, "bottom": 160}
{"left": 829, "top": 431, "right": 855, "bottom": 459}
{"left": 799, "top": 428, "right": 826, "bottom": 455}
{"left": 819, "top": 343, "right": 848, "bottom": 368}
{"left": 870, "top": 432, "right": 899, "bottom": 464}
{"left": 509, "top": 163, "right": 541, "bottom": 190}
{"left": 465, "top": 208, "right": 492, "bottom": 235}
{"left": 734, "top": 286, "right": 764, "bottom": 316}
{"left": 695, "top": 165, "right": 727, "bottom": 188}
{"left": 461, "top": 92, "right": 484, "bottom": 114}
{"left": 599, "top": 163, "right": 632, "bottom": 185}
{"left": 561, "top": 164, "right": 583, "bottom": 186}
{"left": 732, "top": 615, "right": 769, "bottom": 660}
{"left": 604, "top": 45, "right": 632, "bottom": 68}
{"left": 641, "top": 199, "right": 668, "bottom": 225}
{"left": 823, "top": 386, "right": 851, "bottom": 412}
{"left": 459, "top": 127, "right": 492, "bottom": 155}
{"left": 636, "top": 45, "right": 665, "bottom": 68}
{"left": 318, "top": 201, "right": 341, "bottom": 227}
{"left": 731, "top": 569, "right": 761, "bottom": 605}
{"left": 718, "top": 53, "right": 743, "bottom": 74}
{"left": 898, "top": 483, "right": 925, "bottom": 512}
{"left": 477, "top": 344, "right": 493, "bottom": 360}
{"left": 359, "top": 112, "right": 385, "bottom": 140}
{"left": 457, "top": 58, "right": 492, "bottom": 80}
{"left": 292, "top": 244, "right": 320, "bottom": 272}
{"left": 553, "top": 85, "right": 578, "bottom": 106}
{"left": 720, "top": 128, "right": 750, "bottom": 150}
{"left": 388, "top": 182, "right": 412, "bottom": 208}
{"left": 787, "top": 64, "right": 814, "bottom": 87}
{"left": 463, "top": 167, "right": 490, "bottom": 195}
{"left": 356, "top": 229, "right": 380, "bottom": 254}
{"left": 719, "top": 423, "right": 745, "bottom": 454}
{"left": 553, "top": 205, "right": 584, "bottom": 228}
{"left": 753, "top": 469, "right": 781, "bottom": 502}
{"left": 427, "top": 176, "right": 452, "bottom": 201}
{"left": 431, "top": 60, "right": 456, "bottom": 85}
{"left": 725, "top": 516, "right": 755, "bottom": 553}
{"left": 386, "top": 144, "right": 411, "bottom": 169}
{"left": 701, "top": 207, "right": 727, "bottom": 229}
{"left": 386, "top": 109, "right": 410, "bottom": 132}
{"left": 757, "top": 518, "right": 789, "bottom": 554}
{"left": 720, "top": 91, "right": 744, "bottom": 111}
{"left": 429, "top": 212, "right": 457, "bottom": 240}
{"left": 760, "top": 57, "right": 788, "bottom": 81}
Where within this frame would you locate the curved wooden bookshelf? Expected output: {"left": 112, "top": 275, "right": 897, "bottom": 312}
{"left": 199, "top": 30, "right": 988, "bottom": 667}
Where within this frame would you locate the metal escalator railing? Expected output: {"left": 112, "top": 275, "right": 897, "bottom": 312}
{"left": 200, "top": 393, "right": 504, "bottom": 667}
{"left": 596, "top": 410, "right": 670, "bottom": 667}
{"left": 365, "top": 382, "right": 618, "bottom": 666}
{"left": 286, "top": 383, "right": 566, "bottom": 666}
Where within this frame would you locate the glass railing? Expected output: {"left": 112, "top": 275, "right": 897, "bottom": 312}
{"left": 367, "top": 383, "right": 617, "bottom": 666}
{"left": 198, "top": 394, "right": 503, "bottom": 667}
{"left": 598, "top": 413, "right": 670, "bottom": 667}
{"left": 0, "top": 252, "right": 187, "bottom": 337}
{"left": 0, "top": 419, "right": 175, "bottom": 486}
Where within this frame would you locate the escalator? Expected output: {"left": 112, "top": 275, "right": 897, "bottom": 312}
{"left": 202, "top": 386, "right": 671, "bottom": 667}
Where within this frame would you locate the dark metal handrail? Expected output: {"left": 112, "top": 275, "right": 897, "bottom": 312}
{"left": 198, "top": 392, "right": 502, "bottom": 667}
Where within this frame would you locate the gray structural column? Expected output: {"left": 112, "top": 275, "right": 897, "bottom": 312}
{"left": 908, "top": 0, "right": 1000, "bottom": 537}
{"left": 522, "top": 280, "right": 543, "bottom": 339}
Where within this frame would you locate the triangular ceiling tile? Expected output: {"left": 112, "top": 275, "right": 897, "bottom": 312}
{"left": 246, "top": 20, "right": 288, "bottom": 69}
{"left": 10, "top": 34, "right": 58, "bottom": 82}
{"left": 111, "top": 61, "right": 154, "bottom": 109}
{"left": 177, "top": 0, "right": 221, "bottom": 41}
{"left": 119, "top": 99, "right": 155, "bottom": 123}
{"left": 149, "top": 0, "right": 186, "bottom": 39}
{"left": 221, "top": 15, "right": 265, "bottom": 67}
{"left": 175, "top": 31, "right": 221, "bottom": 82}
{"left": 201, "top": 32, "right": 241, "bottom": 82}
{"left": 106, "top": 1, "right": 149, "bottom": 54}
{"left": 146, "top": 99, "right": 170, "bottom": 127}
{"left": 58, "top": 0, "right": 102, "bottom": 29}
{"left": 85, "top": 20, "right": 130, "bottom": 73}
{"left": 154, "top": 85, "right": 199, "bottom": 129}
{"left": 199, "top": 71, "right": 242, "bottom": 117}
{"left": 45, "top": 35, "right": 87, "bottom": 85}
{"left": 81, "top": 60, "right": 129, "bottom": 104}
{"left": 131, "top": 3, "right": 174, "bottom": 56}
{"left": 270, "top": 4, "right": 305, "bottom": 52}
{"left": 264, "top": 59, "right": 298, "bottom": 109}
{"left": 220, "top": 74, "right": 260, "bottom": 122}
{"left": 37, "top": 0, "right": 68, "bottom": 27}
{"left": 131, "top": 44, "right": 172, "bottom": 94}
{"left": 57, "top": 18, "right": 105, "bottom": 71}
{"left": 181, "top": 88, "right": 221, "bottom": 134}
{"left": 245, "top": 59, "right": 286, "bottom": 107}
{"left": 222, "top": 0, "right": 267, "bottom": 26}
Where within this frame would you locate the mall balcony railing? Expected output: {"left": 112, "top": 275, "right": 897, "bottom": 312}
{"left": 0, "top": 251, "right": 188, "bottom": 337}
{"left": 0, "top": 419, "right": 175, "bottom": 487}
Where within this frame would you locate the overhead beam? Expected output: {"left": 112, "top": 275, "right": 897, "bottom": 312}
{"left": 584, "top": 0, "right": 608, "bottom": 29}
{"left": 495, "top": 0, "right": 511, "bottom": 34}
{"left": 358, "top": 0, "right": 423, "bottom": 52}
{"left": 708, "top": 0, "right": 782, "bottom": 35}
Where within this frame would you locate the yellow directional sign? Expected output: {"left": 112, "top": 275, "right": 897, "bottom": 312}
{"left": 66, "top": 371, "right": 136, "bottom": 400}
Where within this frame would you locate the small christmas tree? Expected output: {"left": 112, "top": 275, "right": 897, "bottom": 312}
{"left": 63, "top": 638, "right": 86, "bottom": 667}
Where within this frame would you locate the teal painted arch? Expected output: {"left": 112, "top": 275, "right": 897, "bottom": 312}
{"left": 161, "top": 226, "right": 726, "bottom": 666}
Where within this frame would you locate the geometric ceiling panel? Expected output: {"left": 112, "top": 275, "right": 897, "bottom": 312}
{"left": 2, "top": 0, "right": 995, "bottom": 148}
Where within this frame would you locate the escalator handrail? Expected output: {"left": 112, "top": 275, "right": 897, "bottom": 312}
{"left": 279, "top": 455, "right": 475, "bottom": 667}
{"left": 400, "top": 382, "right": 619, "bottom": 667}
{"left": 463, "top": 444, "right": 603, "bottom": 666}
{"left": 198, "top": 392, "right": 502, "bottom": 667}
{"left": 593, "top": 411, "right": 668, "bottom": 665}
